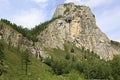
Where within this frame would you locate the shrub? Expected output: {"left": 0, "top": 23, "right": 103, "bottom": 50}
{"left": 65, "top": 53, "right": 70, "bottom": 60}
{"left": 64, "top": 7, "right": 70, "bottom": 14}
{"left": 44, "top": 58, "right": 72, "bottom": 75}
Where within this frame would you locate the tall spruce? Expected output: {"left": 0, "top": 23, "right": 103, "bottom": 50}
{"left": 0, "top": 41, "right": 5, "bottom": 76}
{"left": 21, "top": 49, "right": 31, "bottom": 75}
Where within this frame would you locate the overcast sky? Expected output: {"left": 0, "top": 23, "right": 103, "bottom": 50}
{"left": 0, "top": 0, "right": 120, "bottom": 41}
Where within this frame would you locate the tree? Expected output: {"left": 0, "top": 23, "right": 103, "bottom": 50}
{"left": 51, "top": 60, "right": 71, "bottom": 75}
{"left": 65, "top": 53, "right": 70, "bottom": 60}
{"left": 0, "top": 41, "right": 5, "bottom": 76}
{"left": 89, "top": 61, "right": 111, "bottom": 79}
{"left": 21, "top": 49, "right": 31, "bottom": 75}
{"left": 111, "top": 55, "right": 120, "bottom": 80}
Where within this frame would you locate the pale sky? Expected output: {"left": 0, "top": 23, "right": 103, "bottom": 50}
{"left": 0, "top": 0, "right": 120, "bottom": 41}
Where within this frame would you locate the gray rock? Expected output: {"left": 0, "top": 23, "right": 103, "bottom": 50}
{"left": 38, "top": 3, "right": 119, "bottom": 60}
{"left": 53, "top": 4, "right": 66, "bottom": 18}
{"left": 0, "top": 3, "right": 119, "bottom": 60}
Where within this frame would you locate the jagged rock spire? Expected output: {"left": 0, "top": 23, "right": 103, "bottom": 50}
{"left": 38, "top": 3, "right": 118, "bottom": 60}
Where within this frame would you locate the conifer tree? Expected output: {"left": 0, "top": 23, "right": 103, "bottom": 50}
{"left": 21, "top": 49, "right": 30, "bottom": 75}
{"left": 0, "top": 41, "right": 5, "bottom": 76}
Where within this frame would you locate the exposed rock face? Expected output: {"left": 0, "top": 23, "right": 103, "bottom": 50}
{"left": 53, "top": 4, "right": 66, "bottom": 18}
{"left": 0, "top": 24, "right": 48, "bottom": 60}
{"left": 0, "top": 24, "right": 31, "bottom": 48}
{"left": 37, "top": 3, "right": 118, "bottom": 60}
{"left": 0, "top": 3, "right": 119, "bottom": 60}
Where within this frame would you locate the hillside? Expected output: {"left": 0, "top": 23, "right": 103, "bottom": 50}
{"left": 0, "top": 39, "right": 120, "bottom": 80}
{"left": 37, "top": 3, "right": 119, "bottom": 60}
{"left": 0, "top": 3, "right": 120, "bottom": 80}
{"left": 0, "top": 3, "right": 119, "bottom": 60}
{"left": 0, "top": 40, "right": 85, "bottom": 80}
{"left": 0, "top": 38, "right": 120, "bottom": 80}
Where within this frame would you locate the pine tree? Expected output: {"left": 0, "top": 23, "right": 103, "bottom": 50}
{"left": 0, "top": 41, "right": 5, "bottom": 76}
{"left": 21, "top": 49, "right": 31, "bottom": 75}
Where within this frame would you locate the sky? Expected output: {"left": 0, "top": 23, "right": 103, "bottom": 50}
{"left": 0, "top": 0, "right": 120, "bottom": 41}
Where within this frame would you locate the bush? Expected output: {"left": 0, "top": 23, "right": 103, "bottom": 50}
{"left": 44, "top": 57, "right": 53, "bottom": 66}
{"left": 67, "top": 70, "right": 83, "bottom": 80}
{"left": 44, "top": 57, "right": 72, "bottom": 75}
{"left": 64, "top": 7, "right": 70, "bottom": 14}
{"left": 0, "top": 40, "right": 5, "bottom": 76}
{"left": 0, "top": 16, "right": 62, "bottom": 42}
{"left": 111, "top": 40, "right": 120, "bottom": 47}
{"left": 110, "top": 55, "right": 120, "bottom": 80}
{"left": 65, "top": 53, "right": 70, "bottom": 60}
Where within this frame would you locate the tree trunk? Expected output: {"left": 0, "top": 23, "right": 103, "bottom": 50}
{"left": 0, "top": 69, "right": 3, "bottom": 76}
{"left": 25, "top": 62, "right": 28, "bottom": 75}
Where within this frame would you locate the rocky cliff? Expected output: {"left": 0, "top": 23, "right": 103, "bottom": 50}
{"left": 0, "top": 3, "right": 119, "bottom": 60}
{"left": 37, "top": 3, "right": 119, "bottom": 60}
{"left": 0, "top": 22, "right": 48, "bottom": 60}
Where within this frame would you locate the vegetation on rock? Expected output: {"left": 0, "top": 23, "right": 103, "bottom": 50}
{"left": 0, "top": 15, "right": 62, "bottom": 42}
{"left": 111, "top": 40, "right": 120, "bottom": 47}
{"left": 0, "top": 40, "right": 5, "bottom": 76}
{"left": 0, "top": 3, "right": 120, "bottom": 79}
{"left": 0, "top": 40, "right": 85, "bottom": 80}
{"left": 44, "top": 42, "right": 120, "bottom": 80}
{"left": 0, "top": 19, "right": 120, "bottom": 79}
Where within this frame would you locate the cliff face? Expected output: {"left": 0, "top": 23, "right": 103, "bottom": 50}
{"left": 0, "top": 3, "right": 119, "bottom": 60}
{"left": 37, "top": 3, "right": 118, "bottom": 60}
{"left": 0, "top": 22, "right": 48, "bottom": 59}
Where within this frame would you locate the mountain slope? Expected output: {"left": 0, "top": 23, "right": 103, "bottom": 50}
{"left": 0, "top": 2, "right": 120, "bottom": 80}
{"left": 0, "top": 3, "right": 119, "bottom": 61}
{"left": 0, "top": 40, "right": 86, "bottom": 80}
{"left": 36, "top": 3, "right": 118, "bottom": 60}
{"left": 0, "top": 39, "right": 120, "bottom": 80}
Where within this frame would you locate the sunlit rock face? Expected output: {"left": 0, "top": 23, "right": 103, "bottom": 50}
{"left": 0, "top": 24, "right": 48, "bottom": 60}
{"left": 0, "top": 3, "right": 119, "bottom": 60}
{"left": 37, "top": 3, "right": 118, "bottom": 60}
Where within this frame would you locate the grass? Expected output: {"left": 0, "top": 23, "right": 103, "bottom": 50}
{"left": 0, "top": 39, "right": 119, "bottom": 80}
{"left": 0, "top": 21, "right": 19, "bottom": 34}
{"left": 0, "top": 40, "right": 84, "bottom": 80}
{"left": 0, "top": 42, "right": 52, "bottom": 80}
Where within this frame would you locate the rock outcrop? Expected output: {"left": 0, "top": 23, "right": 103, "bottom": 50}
{"left": 37, "top": 3, "right": 118, "bottom": 60}
{"left": 0, "top": 3, "right": 119, "bottom": 60}
{"left": 0, "top": 23, "right": 48, "bottom": 60}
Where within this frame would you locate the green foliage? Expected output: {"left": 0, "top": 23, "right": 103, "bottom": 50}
{"left": 31, "top": 15, "right": 62, "bottom": 36}
{"left": 65, "top": 53, "right": 70, "bottom": 60}
{"left": 44, "top": 57, "right": 53, "bottom": 66}
{"left": 64, "top": 3, "right": 68, "bottom": 7}
{"left": 0, "top": 18, "right": 120, "bottom": 79}
{"left": 0, "top": 41, "right": 4, "bottom": 63}
{"left": 44, "top": 58, "right": 72, "bottom": 75}
{"left": 44, "top": 42, "right": 120, "bottom": 79}
{"left": 75, "top": 5, "right": 82, "bottom": 10}
{"left": 111, "top": 40, "right": 120, "bottom": 47}
{"left": 52, "top": 60, "right": 71, "bottom": 75}
{"left": 64, "top": 7, "right": 70, "bottom": 14}
{"left": 0, "top": 16, "right": 62, "bottom": 42}
{"left": 0, "top": 19, "right": 36, "bottom": 41}
{"left": 67, "top": 70, "right": 84, "bottom": 80}
{"left": 0, "top": 39, "right": 119, "bottom": 80}
{"left": 21, "top": 49, "right": 31, "bottom": 75}
{"left": 0, "top": 40, "right": 5, "bottom": 76}
{"left": 0, "top": 40, "right": 86, "bottom": 80}
{"left": 110, "top": 55, "right": 120, "bottom": 80}
{"left": 87, "top": 61, "right": 112, "bottom": 79}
